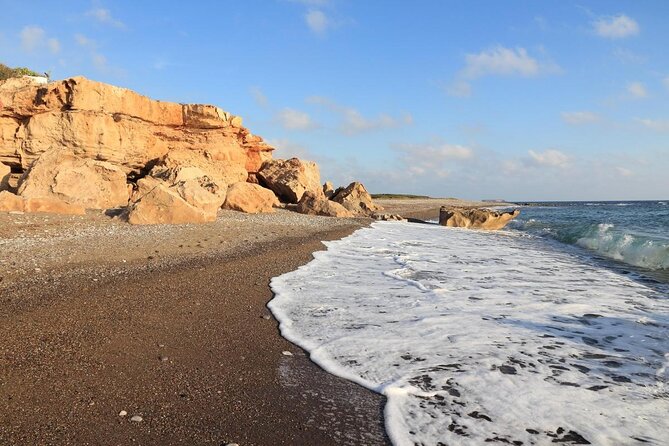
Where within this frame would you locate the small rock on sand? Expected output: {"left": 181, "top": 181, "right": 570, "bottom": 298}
{"left": 282, "top": 351, "right": 293, "bottom": 356}
{"left": 118, "top": 410, "right": 127, "bottom": 417}
{"left": 130, "top": 415, "right": 143, "bottom": 422}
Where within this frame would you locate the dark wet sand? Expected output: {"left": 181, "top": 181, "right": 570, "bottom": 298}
{"left": 0, "top": 225, "right": 390, "bottom": 445}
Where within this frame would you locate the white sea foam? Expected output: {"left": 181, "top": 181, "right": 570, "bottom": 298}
{"left": 269, "top": 221, "right": 669, "bottom": 445}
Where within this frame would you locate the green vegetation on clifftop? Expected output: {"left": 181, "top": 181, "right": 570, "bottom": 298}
{"left": 0, "top": 63, "right": 41, "bottom": 81}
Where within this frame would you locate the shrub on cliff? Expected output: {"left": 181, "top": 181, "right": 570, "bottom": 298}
{"left": 0, "top": 63, "right": 41, "bottom": 80}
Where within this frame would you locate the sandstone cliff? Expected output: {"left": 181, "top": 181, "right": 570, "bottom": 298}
{"left": 0, "top": 76, "right": 273, "bottom": 183}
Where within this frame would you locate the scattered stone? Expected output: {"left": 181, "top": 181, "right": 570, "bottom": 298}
{"left": 118, "top": 410, "right": 127, "bottom": 417}
{"left": 373, "top": 213, "right": 404, "bottom": 221}
{"left": 257, "top": 158, "right": 321, "bottom": 203}
{"left": 130, "top": 415, "right": 143, "bottom": 422}
{"left": 282, "top": 351, "right": 293, "bottom": 356}
{"left": 439, "top": 207, "right": 520, "bottom": 230}
{"left": 159, "top": 355, "right": 169, "bottom": 362}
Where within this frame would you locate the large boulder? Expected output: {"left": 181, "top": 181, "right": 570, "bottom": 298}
{"left": 0, "top": 162, "right": 10, "bottom": 191}
{"left": 331, "top": 182, "right": 383, "bottom": 216}
{"left": 17, "top": 150, "right": 130, "bottom": 209}
{"left": 148, "top": 149, "right": 247, "bottom": 187}
{"left": 297, "top": 191, "right": 353, "bottom": 218}
{"left": 438, "top": 207, "right": 520, "bottom": 230}
{"left": 223, "top": 182, "right": 279, "bottom": 214}
{"left": 257, "top": 158, "right": 321, "bottom": 203}
{"left": 126, "top": 177, "right": 214, "bottom": 225}
{"left": 173, "top": 177, "right": 226, "bottom": 216}
{"left": 0, "top": 191, "right": 86, "bottom": 215}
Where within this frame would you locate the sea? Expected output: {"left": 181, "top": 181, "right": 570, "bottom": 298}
{"left": 268, "top": 201, "right": 669, "bottom": 446}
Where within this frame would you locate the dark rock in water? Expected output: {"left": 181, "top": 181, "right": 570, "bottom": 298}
{"left": 438, "top": 207, "right": 520, "bottom": 230}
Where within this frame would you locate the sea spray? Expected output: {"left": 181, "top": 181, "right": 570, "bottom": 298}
{"left": 269, "top": 221, "right": 669, "bottom": 445}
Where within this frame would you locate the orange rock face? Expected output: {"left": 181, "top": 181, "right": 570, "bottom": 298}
{"left": 257, "top": 158, "right": 321, "bottom": 204}
{"left": 331, "top": 182, "right": 383, "bottom": 217}
{"left": 223, "top": 182, "right": 279, "bottom": 214}
{"left": 0, "top": 76, "right": 274, "bottom": 175}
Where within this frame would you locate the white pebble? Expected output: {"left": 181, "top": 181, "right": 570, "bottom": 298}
{"left": 130, "top": 415, "right": 143, "bottom": 422}
{"left": 281, "top": 351, "right": 293, "bottom": 356}
{"left": 118, "top": 410, "right": 127, "bottom": 417}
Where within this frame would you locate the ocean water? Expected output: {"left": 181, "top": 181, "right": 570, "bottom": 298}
{"left": 269, "top": 202, "right": 669, "bottom": 446}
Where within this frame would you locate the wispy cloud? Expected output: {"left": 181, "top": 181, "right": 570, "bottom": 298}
{"left": 446, "top": 45, "right": 561, "bottom": 97}
{"left": 74, "top": 33, "right": 124, "bottom": 76}
{"left": 627, "top": 81, "right": 648, "bottom": 99}
{"left": 616, "top": 166, "right": 633, "bottom": 177}
{"left": 86, "top": 7, "right": 125, "bottom": 29}
{"left": 19, "top": 26, "right": 61, "bottom": 55}
{"left": 663, "top": 76, "right": 669, "bottom": 92}
{"left": 526, "top": 149, "right": 570, "bottom": 168}
{"left": 307, "top": 96, "right": 413, "bottom": 135}
{"left": 305, "top": 10, "right": 330, "bottom": 35}
{"left": 392, "top": 141, "right": 474, "bottom": 178}
{"left": 635, "top": 118, "right": 669, "bottom": 132}
{"left": 561, "top": 111, "right": 600, "bottom": 125}
{"left": 593, "top": 14, "right": 639, "bottom": 39}
{"left": 250, "top": 86, "right": 268, "bottom": 107}
{"left": 275, "top": 108, "right": 317, "bottom": 130}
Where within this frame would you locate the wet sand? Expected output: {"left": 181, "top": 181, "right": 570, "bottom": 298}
{"left": 0, "top": 199, "right": 479, "bottom": 445}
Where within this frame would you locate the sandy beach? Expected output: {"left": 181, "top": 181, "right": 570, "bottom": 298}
{"left": 0, "top": 199, "right": 470, "bottom": 445}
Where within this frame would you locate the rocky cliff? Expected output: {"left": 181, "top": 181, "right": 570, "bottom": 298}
{"left": 0, "top": 76, "right": 273, "bottom": 185}
{"left": 0, "top": 76, "right": 382, "bottom": 224}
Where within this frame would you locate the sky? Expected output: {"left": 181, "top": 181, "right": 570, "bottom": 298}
{"left": 1, "top": 0, "right": 668, "bottom": 200}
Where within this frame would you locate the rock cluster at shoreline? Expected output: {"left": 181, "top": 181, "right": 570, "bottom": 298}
{"left": 439, "top": 207, "right": 520, "bottom": 230}
{"left": 0, "top": 76, "right": 382, "bottom": 224}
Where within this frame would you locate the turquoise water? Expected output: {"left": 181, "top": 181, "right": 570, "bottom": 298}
{"left": 508, "top": 200, "right": 669, "bottom": 276}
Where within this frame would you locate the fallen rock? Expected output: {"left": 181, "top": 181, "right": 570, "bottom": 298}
{"left": 223, "top": 182, "right": 279, "bottom": 213}
{"left": 331, "top": 182, "right": 383, "bottom": 216}
{"left": 323, "top": 181, "right": 334, "bottom": 198}
{"left": 148, "top": 148, "right": 247, "bottom": 187}
{"left": 438, "top": 207, "right": 520, "bottom": 230}
{"left": 257, "top": 158, "right": 321, "bottom": 203}
{"left": 173, "top": 177, "right": 226, "bottom": 217}
{"left": 126, "top": 177, "right": 213, "bottom": 225}
{"left": 17, "top": 150, "right": 130, "bottom": 209}
{"left": 373, "top": 213, "right": 405, "bottom": 221}
{"left": 0, "top": 162, "right": 10, "bottom": 191}
{"left": 296, "top": 191, "right": 353, "bottom": 217}
{"left": 0, "top": 191, "right": 86, "bottom": 215}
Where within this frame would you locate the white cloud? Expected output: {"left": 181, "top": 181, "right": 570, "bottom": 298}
{"left": 627, "top": 81, "right": 647, "bottom": 99}
{"left": 463, "top": 46, "right": 544, "bottom": 78}
{"left": 250, "top": 86, "right": 268, "bottom": 107}
{"left": 305, "top": 10, "right": 329, "bottom": 35}
{"left": 527, "top": 149, "right": 570, "bottom": 168}
{"left": 92, "top": 53, "right": 108, "bottom": 71}
{"left": 86, "top": 8, "right": 125, "bottom": 28}
{"left": 446, "top": 46, "right": 561, "bottom": 97}
{"left": 561, "top": 111, "right": 600, "bottom": 125}
{"left": 20, "top": 26, "right": 45, "bottom": 52}
{"left": 307, "top": 96, "right": 413, "bottom": 135}
{"left": 275, "top": 108, "right": 316, "bottom": 130}
{"left": 635, "top": 118, "right": 669, "bottom": 132}
{"left": 266, "top": 138, "right": 315, "bottom": 160}
{"left": 392, "top": 141, "right": 474, "bottom": 178}
{"left": 47, "top": 38, "right": 61, "bottom": 54}
{"left": 75, "top": 33, "right": 95, "bottom": 48}
{"left": 616, "top": 166, "right": 633, "bottom": 177}
{"left": 663, "top": 76, "right": 669, "bottom": 92}
{"left": 612, "top": 48, "right": 646, "bottom": 64}
{"left": 445, "top": 80, "right": 472, "bottom": 97}
{"left": 594, "top": 14, "right": 639, "bottom": 39}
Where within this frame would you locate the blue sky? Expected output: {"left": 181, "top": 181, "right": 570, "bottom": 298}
{"left": 1, "top": 0, "right": 667, "bottom": 200}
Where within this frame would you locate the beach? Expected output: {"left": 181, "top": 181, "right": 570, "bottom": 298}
{"left": 0, "top": 199, "right": 467, "bottom": 445}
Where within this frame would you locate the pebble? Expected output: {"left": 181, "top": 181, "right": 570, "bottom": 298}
{"left": 159, "top": 355, "right": 169, "bottom": 362}
{"left": 119, "top": 410, "right": 127, "bottom": 417}
{"left": 130, "top": 415, "right": 143, "bottom": 422}
{"left": 282, "top": 351, "right": 293, "bottom": 356}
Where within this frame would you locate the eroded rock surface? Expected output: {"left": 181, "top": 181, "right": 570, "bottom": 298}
{"left": 439, "top": 207, "right": 520, "bottom": 230}
{"left": 331, "top": 182, "right": 383, "bottom": 217}
{"left": 0, "top": 162, "right": 10, "bottom": 191}
{"left": 297, "top": 191, "right": 353, "bottom": 218}
{"left": 257, "top": 158, "right": 321, "bottom": 203}
{"left": 223, "top": 182, "right": 279, "bottom": 214}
